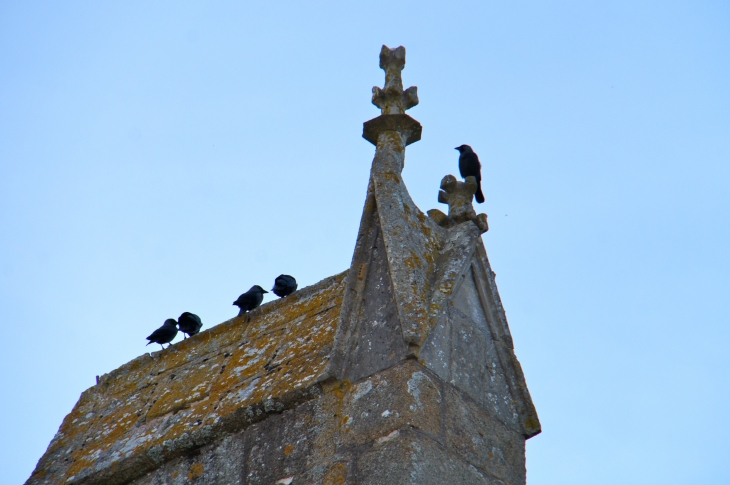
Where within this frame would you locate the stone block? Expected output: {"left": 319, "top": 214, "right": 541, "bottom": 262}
{"left": 242, "top": 394, "right": 340, "bottom": 484}
{"left": 292, "top": 457, "right": 354, "bottom": 485}
{"left": 355, "top": 428, "right": 502, "bottom": 485}
{"left": 338, "top": 361, "right": 442, "bottom": 447}
{"left": 443, "top": 385, "right": 525, "bottom": 485}
{"left": 132, "top": 433, "right": 247, "bottom": 485}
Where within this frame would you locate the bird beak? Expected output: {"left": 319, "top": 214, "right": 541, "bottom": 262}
{"left": 263, "top": 290, "right": 269, "bottom": 293}
{"left": 454, "top": 147, "right": 459, "bottom": 150}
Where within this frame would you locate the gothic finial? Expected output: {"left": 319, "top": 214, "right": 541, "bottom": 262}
{"left": 362, "top": 45, "right": 422, "bottom": 146}
{"left": 428, "top": 175, "right": 489, "bottom": 233}
{"left": 371, "top": 45, "right": 419, "bottom": 115}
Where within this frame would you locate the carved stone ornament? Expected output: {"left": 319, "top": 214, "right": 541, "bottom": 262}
{"left": 428, "top": 175, "right": 489, "bottom": 233}
{"left": 362, "top": 45, "right": 422, "bottom": 146}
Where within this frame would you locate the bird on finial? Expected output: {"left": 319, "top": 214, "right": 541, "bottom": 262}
{"left": 455, "top": 145, "right": 485, "bottom": 203}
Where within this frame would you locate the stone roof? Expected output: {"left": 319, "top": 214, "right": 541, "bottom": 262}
{"left": 27, "top": 271, "right": 347, "bottom": 485}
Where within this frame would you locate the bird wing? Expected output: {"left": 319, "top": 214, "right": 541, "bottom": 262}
{"left": 146, "top": 327, "right": 165, "bottom": 341}
{"left": 235, "top": 292, "right": 255, "bottom": 305}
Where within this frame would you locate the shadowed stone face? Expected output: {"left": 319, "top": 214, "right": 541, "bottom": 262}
{"left": 343, "top": 220, "right": 409, "bottom": 382}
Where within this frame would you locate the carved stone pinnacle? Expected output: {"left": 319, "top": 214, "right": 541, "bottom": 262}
{"left": 362, "top": 45, "right": 422, "bottom": 147}
{"left": 372, "top": 45, "right": 419, "bottom": 115}
{"left": 428, "top": 175, "right": 489, "bottom": 233}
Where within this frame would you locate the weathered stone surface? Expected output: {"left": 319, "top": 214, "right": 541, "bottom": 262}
{"left": 355, "top": 428, "right": 502, "bottom": 485}
{"left": 341, "top": 221, "right": 409, "bottom": 383}
{"left": 338, "top": 361, "right": 442, "bottom": 447}
{"left": 126, "top": 388, "right": 346, "bottom": 485}
{"left": 419, "top": 313, "right": 451, "bottom": 382}
{"left": 132, "top": 433, "right": 247, "bottom": 485}
{"left": 362, "top": 114, "right": 422, "bottom": 146}
{"left": 471, "top": 246, "right": 542, "bottom": 438}
{"left": 295, "top": 458, "right": 354, "bottom": 485}
{"left": 123, "top": 360, "right": 525, "bottom": 485}
{"left": 443, "top": 384, "right": 525, "bottom": 485}
{"left": 366, "top": 130, "right": 444, "bottom": 346}
{"left": 451, "top": 269, "right": 520, "bottom": 432}
{"left": 426, "top": 208, "right": 453, "bottom": 228}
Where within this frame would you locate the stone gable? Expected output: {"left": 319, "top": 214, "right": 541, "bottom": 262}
{"left": 27, "top": 45, "right": 539, "bottom": 485}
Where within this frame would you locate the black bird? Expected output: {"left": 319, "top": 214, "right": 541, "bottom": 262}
{"left": 233, "top": 285, "right": 268, "bottom": 316}
{"left": 177, "top": 312, "right": 203, "bottom": 339}
{"left": 146, "top": 319, "right": 179, "bottom": 350}
{"left": 455, "top": 144, "right": 485, "bottom": 203}
{"left": 272, "top": 274, "right": 298, "bottom": 298}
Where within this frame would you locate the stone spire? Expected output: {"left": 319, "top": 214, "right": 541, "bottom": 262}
{"left": 329, "top": 45, "right": 540, "bottom": 442}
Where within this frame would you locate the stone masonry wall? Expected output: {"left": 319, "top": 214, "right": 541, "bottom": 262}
{"left": 129, "top": 360, "right": 525, "bottom": 485}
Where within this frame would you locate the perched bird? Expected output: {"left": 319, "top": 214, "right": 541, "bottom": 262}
{"left": 272, "top": 274, "right": 298, "bottom": 298}
{"left": 233, "top": 285, "right": 268, "bottom": 316}
{"left": 146, "top": 319, "right": 179, "bottom": 350}
{"left": 455, "top": 144, "right": 485, "bottom": 203}
{"left": 177, "top": 312, "right": 203, "bottom": 339}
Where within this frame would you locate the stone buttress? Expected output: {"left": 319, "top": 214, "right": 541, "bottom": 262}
{"left": 26, "top": 46, "right": 539, "bottom": 485}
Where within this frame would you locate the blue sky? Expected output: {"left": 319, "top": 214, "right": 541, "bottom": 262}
{"left": 1, "top": 2, "right": 728, "bottom": 483}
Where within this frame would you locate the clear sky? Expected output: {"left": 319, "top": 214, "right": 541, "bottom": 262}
{"left": 1, "top": 1, "right": 728, "bottom": 484}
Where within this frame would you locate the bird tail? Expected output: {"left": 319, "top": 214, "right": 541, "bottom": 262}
{"left": 475, "top": 184, "right": 485, "bottom": 204}
{"left": 146, "top": 341, "right": 152, "bottom": 346}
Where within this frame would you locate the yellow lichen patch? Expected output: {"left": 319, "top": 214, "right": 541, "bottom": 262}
{"left": 270, "top": 307, "right": 340, "bottom": 367}
{"left": 146, "top": 352, "right": 226, "bottom": 420}
{"left": 416, "top": 212, "right": 433, "bottom": 237}
{"left": 327, "top": 380, "right": 353, "bottom": 429}
{"left": 381, "top": 169, "right": 402, "bottom": 184}
{"left": 246, "top": 349, "right": 331, "bottom": 404}
{"left": 62, "top": 386, "right": 157, "bottom": 479}
{"left": 245, "top": 282, "right": 344, "bottom": 340}
{"left": 524, "top": 417, "right": 540, "bottom": 431}
{"left": 403, "top": 249, "right": 423, "bottom": 270}
{"left": 284, "top": 444, "right": 295, "bottom": 455}
{"left": 97, "top": 353, "right": 158, "bottom": 396}
{"left": 322, "top": 463, "right": 347, "bottom": 485}
{"left": 45, "top": 393, "right": 100, "bottom": 454}
{"left": 188, "top": 462, "right": 204, "bottom": 480}
{"left": 209, "top": 330, "right": 282, "bottom": 398}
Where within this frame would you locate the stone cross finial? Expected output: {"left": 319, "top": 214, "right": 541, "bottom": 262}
{"left": 427, "top": 175, "right": 489, "bottom": 233}
{"left": 372, "top": 45, "right": 419, "bottom": 115}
